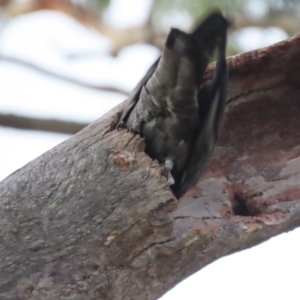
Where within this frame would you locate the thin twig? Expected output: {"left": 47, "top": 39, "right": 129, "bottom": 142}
{"left": 0, "top": 54, "right": 129, "bottom": 96}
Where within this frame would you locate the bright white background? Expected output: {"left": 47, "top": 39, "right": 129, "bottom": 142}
{"left": 0, "top": 0, "right": 299, "bottom": 299}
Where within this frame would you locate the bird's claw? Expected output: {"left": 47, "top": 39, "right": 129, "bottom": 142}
{"left": 116, "top": 121, "right": 127, "bottom": 131}
{"left": 163, "top": 159, "right": 175, "bottom": 187}
{"left": 166, "top": 176, "right": 175, "bottom": 187}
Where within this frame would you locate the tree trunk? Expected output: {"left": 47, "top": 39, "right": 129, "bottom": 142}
{"left": 1, "top": 34, "right": 300, "bottom": 300}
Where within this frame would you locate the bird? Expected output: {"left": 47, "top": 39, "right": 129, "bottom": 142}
{"left": 117, "top": 12, "right": 230, "bottom": 198}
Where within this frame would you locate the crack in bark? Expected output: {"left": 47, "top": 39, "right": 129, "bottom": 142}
{"left": 174, "top": 214, "right": 223, "bottom": 221}
{"left": 140, "top": 160, "right": 153, "bottom": 186}
{"left": 173, "top": 215, "right": 206, "bottom": 220}
{"left": 42, "top": 154, "right": 54, "bottom": 181}
{"left": 129, "top": 237, "right": 176, "bottom": 263}
{"left": 88, "top": 149, "right": 110, "bottom": 193}
{"left": 110, "top": 220, "right": 146, "bottom": 260}
{"left": 122, "top": 134, "right": 136, "bottom": 151}
{"left": 74, "top": 129, "right": 107, "bottom": 153}
{"left": 95, "top": 202, "right": 121, "bottom": 228}
{"left": 77, "top": 136, "right": 106, "bottom": 155}
{"left": 132, "top": 139, "right": 140, "bottom": 169}
{"left": 112, "top": 219, "right": 147, "bottom": 261}
{"left": 226, "top": 83, "right": 284, "bottom": 105}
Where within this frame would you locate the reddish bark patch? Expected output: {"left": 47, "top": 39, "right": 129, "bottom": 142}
{"left": 174, "top": 35, "right": 300, "bottom": 236}
{"left": 113, "top": 151, "right": 134, "bottom": 171}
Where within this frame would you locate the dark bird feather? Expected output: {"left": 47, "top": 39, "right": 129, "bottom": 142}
{"left": 117, "top": 12, "right": 230, "bottom": 198}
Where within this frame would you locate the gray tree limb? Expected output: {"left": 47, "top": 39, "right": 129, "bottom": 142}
{"left": 0, "top": 54, "right": 129, "bottom": 96}
{"left": 0, "top": 113, "right": 88, "bottom": 134}
{"left": 1, "top": 34, "right": 300, "bottom": 300}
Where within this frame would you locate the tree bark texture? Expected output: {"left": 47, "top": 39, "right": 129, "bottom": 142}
{"left": 1, "top": 34, "right": 300, "bottom": 300}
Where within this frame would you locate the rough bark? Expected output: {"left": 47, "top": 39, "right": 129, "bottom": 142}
{"left": 1, "top": 34, "right": 300, "bottom": 300}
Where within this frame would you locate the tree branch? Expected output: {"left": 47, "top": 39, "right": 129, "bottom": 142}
{"left": 1, "top": 35, "right": 300, "bottom": 299}
{"left": 0, "top": 54, "right": 129, "bottom": 96}
{"left": 234, "top": 13, "right": 300, "bottom": 35}
{"left": 0, "top": 113, "right": 88, "bottom": 134}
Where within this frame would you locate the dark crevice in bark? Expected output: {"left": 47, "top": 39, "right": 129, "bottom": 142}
{"left": 231, "top": 193, "right": 252, "bottom": 216}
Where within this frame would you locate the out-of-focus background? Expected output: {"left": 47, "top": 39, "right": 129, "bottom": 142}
{"left": 0, "top": 0, "right": 299, "bottom": 299}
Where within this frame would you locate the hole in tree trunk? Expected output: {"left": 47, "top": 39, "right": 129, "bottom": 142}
{"left": 232, "top": 193, "right": 252, "bottom": 216}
